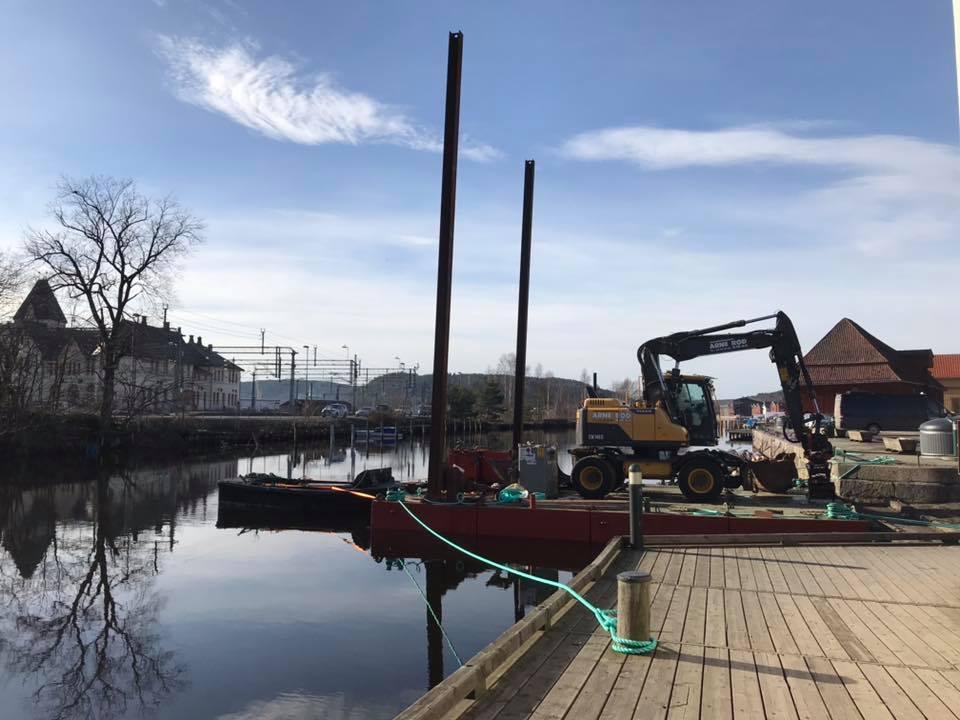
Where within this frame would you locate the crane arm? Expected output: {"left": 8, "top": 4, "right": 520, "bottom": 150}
{"left": 638, "top": 311, "right": 828, "bottom": 455}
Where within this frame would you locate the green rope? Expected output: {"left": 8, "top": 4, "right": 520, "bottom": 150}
{"left": 824, "top": 501, "right": 960, "bottom": 529}
{"left": 833, "top": 449, "right": 896, "bottom": 465}
{"left": 824, "top": 502, "right": 858, "bottom": 520}
{"left": 397, "top": 559, "right": 464, "bottom": 667}
{"left": 385, "top": 489, "right": 656, "bottom": 655}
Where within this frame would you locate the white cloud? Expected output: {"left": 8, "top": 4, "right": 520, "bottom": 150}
{"left": 560, "top": 124, "right": 960, "bottom": 174}
{"left": 561, "top": 123, "right": 960, "bottom": 258}
{"left": 157, "top": 36, "right": 500, "bottom": 161}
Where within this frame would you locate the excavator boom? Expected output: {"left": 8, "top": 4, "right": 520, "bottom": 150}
{"left": 638, "top": 310, "right": 833, "bottom": 497}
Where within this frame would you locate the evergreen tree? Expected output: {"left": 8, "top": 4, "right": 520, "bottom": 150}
{"left": 479, "top": 380, "right": 505, "bottom": 419}
{"left": 448, "top": 386, "right": 476, "bottom": 419}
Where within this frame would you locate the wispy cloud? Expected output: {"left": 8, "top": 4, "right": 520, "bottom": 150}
{"left": 157, "top": 36, "right": 501, "bottom": 161}
{"left": 560, "top": 124, "right": 959, "bottom": 173}
{"left": 561, "top": 123, "right": 960, "bottom": 258}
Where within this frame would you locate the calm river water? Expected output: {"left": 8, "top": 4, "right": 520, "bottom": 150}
{"left": 0, "top": 429, "right": 578, "bottom": 720}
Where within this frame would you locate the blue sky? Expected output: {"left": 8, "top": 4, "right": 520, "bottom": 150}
{"left": 1, "top": 1, "right": 958, "bottom": 397}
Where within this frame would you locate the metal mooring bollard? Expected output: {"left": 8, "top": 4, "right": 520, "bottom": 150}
{"left": 628, "top": 464, "right": 644, "bottom": 549}
{"left": 617, "top": 570, "right": 652, "bottom": 642}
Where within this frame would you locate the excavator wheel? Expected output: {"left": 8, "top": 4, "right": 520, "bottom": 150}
{"left": 571, "top": 456, "right": 616, "bottom": 500}
{"left": 677, "top": 457, "right": 724, "bottom": 503}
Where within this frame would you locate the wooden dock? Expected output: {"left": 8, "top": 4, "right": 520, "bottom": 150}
{"left": 400, "top": 539, "right": 960, "bottom": 720}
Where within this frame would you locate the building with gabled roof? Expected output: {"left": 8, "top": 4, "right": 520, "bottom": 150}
{"left": 4, "top": 279, "right": 242, "bottom": 413}
{"left": 12, "top": 278, "right": 67, "bottom": 328}
{"left": 801, "top": 318, "right": 942, "bottom": 413}
{"left": 932, "top": 354, "right": 960, "bottom": 413}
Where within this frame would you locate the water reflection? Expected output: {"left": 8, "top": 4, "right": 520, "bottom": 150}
{"left": 0, "top": 458, "right": 236, "bottom": 720}
{"left": 0, "top": 431, "right": 577, "bottom": 720}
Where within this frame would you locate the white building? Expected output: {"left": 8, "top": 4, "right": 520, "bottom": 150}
{"left": 4, "top": 279, "right": 242, "bottom": 414}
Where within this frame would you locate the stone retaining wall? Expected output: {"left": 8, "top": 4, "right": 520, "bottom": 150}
{"left": 753, "top": 429, "right": 960, "bottom": 503}
{"left": 832, "top": 463, "right": 960, "bottom": 504}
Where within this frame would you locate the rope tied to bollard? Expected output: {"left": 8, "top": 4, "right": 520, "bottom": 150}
{"left": 384, "top": 488, "right": 657, "bottom": 655}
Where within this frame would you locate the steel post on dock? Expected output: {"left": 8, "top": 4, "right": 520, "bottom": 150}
{"left": 628, "top": 464, "right": 644, "bottom": 549}
{"left": 427, "top": 32, "right": 463, "bottom": 501}
{"left": 511, "top": 160, "right": 535, "bottom": 458}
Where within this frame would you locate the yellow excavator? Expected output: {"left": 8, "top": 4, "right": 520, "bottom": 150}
{"left": 569, "top": 311, "right": 834, "bottom": 502}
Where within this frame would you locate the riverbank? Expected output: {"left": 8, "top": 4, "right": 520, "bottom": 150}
{"left": 0, "top": 413, "right": 575, "bottom": 460}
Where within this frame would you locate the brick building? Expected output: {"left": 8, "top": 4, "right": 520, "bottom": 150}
{"left": 801, "top": 318, "right": 942, "bottom": 413}
{"left": 932, "top": 355, "right": 960, "bottom": 413}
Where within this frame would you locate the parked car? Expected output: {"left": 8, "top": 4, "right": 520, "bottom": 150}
{"left": 803, "top": 413, "right": 836, "bottom": 436}
{"left": 355, "top": 407, "right": 373, "bottom": 418}
{"left": 834, "top": 392, "right": 949, "bottom": 433}
{"left": 320, "top": 403, "right": 349, "bottom": 419}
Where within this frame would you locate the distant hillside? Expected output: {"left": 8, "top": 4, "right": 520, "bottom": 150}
{"left": 240, "top": 372, "right": 609, "bottom": 417}
{"left": 719, "top": 390, "right": 785, "bottom": 404}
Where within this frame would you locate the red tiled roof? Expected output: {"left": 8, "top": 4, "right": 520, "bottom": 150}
{"left": 803, "top": 318, "right": 937, "bottom": 388}
{"left": 804, "top": 318, "right": 898, "bottom": 366}
{"left": 805, "top": 363, "right": 903, "bottom": 385}
{"left": 932, "top": 354, "right": 960, "bottom": 379}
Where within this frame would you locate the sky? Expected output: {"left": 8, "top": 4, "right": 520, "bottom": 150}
{"left": 1, "top": 1, "right": 959, "bottom": 398}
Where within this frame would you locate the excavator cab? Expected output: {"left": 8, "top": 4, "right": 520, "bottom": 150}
{"left": 665, "top": 373, "right": 719, "bottom": 447}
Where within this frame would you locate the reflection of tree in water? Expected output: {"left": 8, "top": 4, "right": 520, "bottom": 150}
{"left": 0, "top": 473, "right": 186, "bottom": 720}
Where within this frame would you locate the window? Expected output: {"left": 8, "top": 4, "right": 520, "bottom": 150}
{"left": 675, "top": 382, "right": 708, "bottom": 428}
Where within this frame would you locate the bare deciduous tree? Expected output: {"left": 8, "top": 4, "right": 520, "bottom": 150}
{"left": 0, "top": 473, "right": 186, "bottom": 720}
{"left": 0, "top": 250, "right": 23, "bottom": 316}
{"left": 23, "top": 177, "right": 203, "bottom": 428}
{"left": 0, "top": 326, "right": 43, "bottom": 429}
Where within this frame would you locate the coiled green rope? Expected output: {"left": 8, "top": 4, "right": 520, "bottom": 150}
{"left": 824, "top": 501, "right": 960, "bottom": 529}
{"left": 385, "top": 488, "right": 657, "bottom": 655}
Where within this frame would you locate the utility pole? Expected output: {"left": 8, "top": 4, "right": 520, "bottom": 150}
{"left": 289, "top": 349, "right": 296, "bottom": 410}
{"left": 260, "top": 329, "right": 266, "bottom": 353}
{"left": 303, "top": 345, "right": 310, "bottom": 400}
{"left": 176, "top": 336, "right": 184, "bottom": 419}
{"left": 251, "top": 369, "right": 257, "bottom": 411}
{"left": 352, "top": 354, "right": 358, "bottom": 411}
{"left": 162, "top": 305, "right": 168, "bottom": 325}
{"left": 131, "top": 313, "right": 140, "bottom": 414}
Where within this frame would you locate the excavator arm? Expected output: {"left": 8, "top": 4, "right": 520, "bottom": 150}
{"left": 638, "top": 311, "right": 833, "bottom": 464}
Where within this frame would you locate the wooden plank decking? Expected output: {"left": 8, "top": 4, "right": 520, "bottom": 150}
{"left": 450, "top": 543, "right": 960, "bottom": 720}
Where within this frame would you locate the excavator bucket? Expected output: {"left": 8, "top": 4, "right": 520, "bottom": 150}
{"left": 748, "top": 453, "right": 797, "bottom": 494}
